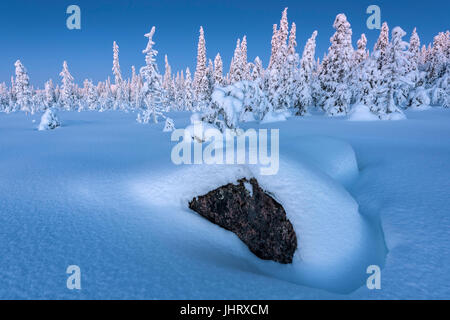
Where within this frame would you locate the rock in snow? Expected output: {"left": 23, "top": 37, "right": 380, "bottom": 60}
{"left": 188, "top": 178, "right": 297, "bottom": 264}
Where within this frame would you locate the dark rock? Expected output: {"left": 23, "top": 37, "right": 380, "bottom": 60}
{"left": 188, "top": 178, "right": 297, "bottom": 264}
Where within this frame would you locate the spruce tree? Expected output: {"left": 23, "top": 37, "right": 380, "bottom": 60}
{"left": 213, "top": 53, "right": 224, "bottom": 86}
{"left": 14, "top": 60, "right": 33, "bottom": 114}
{"left": 319, "top": 14, "right": 354, "bottom": 116}
{"left": 137, "top": 26, "right": 165, "bottom": 123}
{"left": 59, "top": 61, "right": 76, "bottom": 110}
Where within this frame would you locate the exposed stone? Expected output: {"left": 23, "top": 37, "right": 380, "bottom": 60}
{"left": 188, "top": 178, "right": 297, "bottom": 264}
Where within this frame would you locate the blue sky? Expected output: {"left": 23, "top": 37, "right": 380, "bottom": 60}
{"left": 1, "top": 0, "right": 448, "bottom": 86}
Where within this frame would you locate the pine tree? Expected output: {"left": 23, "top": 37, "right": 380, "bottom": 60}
{"left": 354, "top": 33, "right": 369, "bottom": 65}
{"left": 285, "top": 22, "right": 301, "bottom": 112}
{"left": 84, "top": 79, "right": 98, "bottom": 110}
{"left": 374, "top": 27, "right": 409, "bottom": 118}
{"left": 99, "top": 77, "right": 114, "bottom": 111}
{"left": 9, "top": 76, "right": 17, "bottom": 112}
{"left": 350, "top": 33, "right": 370, "bottom": 104}
{"left": 14, "top": 60, "right": 33, "bottom": 114}
{"left": 59, "top": 61, "right": 76, "bottom": 110}
{"left": 240, "top": 36, "right": 250, "bottom": 80}
{"left": 268, "top": 24, "right": 279, "bottom": 69}
{"left": 163, "top": 117, "right": 175, "bottom": 132}
{"left": 137, "top": 26, "right": 165, "bottom": 123}
{"left": 250, "top": 56, "right": 264, "bottom": 81}
{"left": 213, "top": 53, "right": 224, "bottom": 86}
{"left": 319, "top": 14, "right": 354, "bottom": 116}
{"left": 112, "top": 41, "right": 123, "bottom": 85}
{"left": 130, "top": 65, "right": 142, "bottom": 108}
{"left": 44, "top": 79, "right": 56, "bottom": 109}
{"left": 374, "top": 22, "right": 390, "bottom": 70}
{"left": 297, "top": 30, "right": 318, "bottom": 113}
{"left": 193, "top": 26, "right": 209, "bottom": 107}
{"left": 266, "top": 8, "right": 290, "bottom": 111}
{"left": 426, "top": 32, "right": 448, "bottom": 84}
{"left": 427, "top": 32, "right": 449, "bottom": 106}
{"left": 163, "top": 54, "right": 175, "bottom": 108}
{"left": 0, "top": 83, "right": 10, "bottom": 112}
{"left": 173, "top": 71, "right": 185, "bottom": 110}
{"left": 229, "top": 38, "right": 242, "bottom": 83}
{"left": 112, "top": 41, "right": 125, "bottom": 109}
{"left": 184, "top": 67, "right": 195, "bottom": 111}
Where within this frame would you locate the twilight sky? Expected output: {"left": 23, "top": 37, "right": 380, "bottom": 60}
{"left": 1, "top": 0, "right": 448, "bottom": 86}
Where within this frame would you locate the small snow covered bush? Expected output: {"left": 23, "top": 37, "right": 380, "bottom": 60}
{"left": 38, "top": 108, "right": 60, "bottom": 131}
{"left": 203, "top": 81, "right": 273, "bottom": 131}
{"left": 163, "top": 117, "right": 175, "bottom": 132}
{"left": 409, "top": 87, "right": 431, "bottom": 109}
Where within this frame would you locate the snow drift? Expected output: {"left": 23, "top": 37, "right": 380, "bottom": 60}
{"left": 130, "top": 135, "right": 384, "bottom": 293}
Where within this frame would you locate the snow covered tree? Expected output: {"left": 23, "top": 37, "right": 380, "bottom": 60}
{"left": 163, "top": 117, "right": 175, "bottom": 132}
{"left": 184, "top": 67, "right": 195, "bottom": 111}
{"left": 213, "top": 53, "right": 224, "bottom": 86}
{"left": 163, "top": 54, "right": 175, "bottom": 109}
{"left": 84, "top": 79, "right": 98, "bottom": 110}
{"left": 229, "top": 38, "right": 242, "bottom": 83}
{"left": 38, "top": 108, "right": 60, "bottom": 131}
{"left": 112, "top": 41, "right": 122, "bottom": 84}
{"left": 318, "top": 14, "right": 354, "bottom": 116}
{"left": 373, "top": 27, "right": 410, "bottom": 119}
{"left": 374, "top": 22, "right": 390, "bottom": 70}
{"left": 409, "top": 28, "right": 421, "bottom": 72}
{"left": 193, "top": 26, "right": 210, "bottom": 108}
{"left": 426, "top": 32, "right": 449, "bottom": 85}
{"left": 44, "top": 79, "right": 56, "bottom": 109}
{"left": 354, "top": 50, "right": 381, "bottom": 107}
{"left": 240, "top": 36, "right": 250, "bottom": 81}
{"left": 8, "top": 76, "right": 17, "bottom": 112}
{"left": 297, "top": 30, "right": 318, "bottom": 114}
{"left": 130, "top": 65, "right": 142, "bottom": 108}
{"left": 59, "top": 61, "right": 76, "bottom": 110}
{"left": 99, "top": 77, "right": 114, "bottom": 111}
{"left": 0, "top": 83, "right": 9, "bottom": 112}
{"left": 14, "top": 60, "right": 33, "bottom": 114}
{"left": 173, "top": 71, "right": 185, "bottom": 110}
{"left": 112, "top": 41, "right": 126, "bottom": 110}
{"left": 427, "top": 32, "right": 449, "bottom": 107}
{"left": 354, "top": 33, "right": 369, "bottom": 65}
{"left": 285, "top": 22, "right": 301, "bottom": 112}
{"left": 349, "top": 33, "right": 370, "bottom": 104}
{"left": 250, "top": 56, "right": 264, "bottom": 81}
{"left": 203, "top": 81, "right": 273, "bottom": 131}
{"left": 137, "top": 26, "right": 165, "bottom": 123}
{"left": 266, "top": 8, "right": 291, "bottom": 111}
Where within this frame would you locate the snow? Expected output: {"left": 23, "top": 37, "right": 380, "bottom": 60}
{"left": 261, "top": 110, "right": 288, "bottom": 124}
{"left": 38, "top": 108, "right": 60, "bottom": 131}
{"left": 348, "top": 104, "right": 380, "bottom": 121}
{"left": 243, "top": 181, "right": 253, "bottom": 197}
{"left": 0, "top": 108, "right": 449, "bottom": 299}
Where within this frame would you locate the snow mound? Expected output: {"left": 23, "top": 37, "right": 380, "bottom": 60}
{"left": 261, "top": 110, "right": 288, "bottom": 124}
{"left": 184, "top": 113, "right": 219, "bottom": 142}
{"left": 380, "top": 111, "right": 407, "bottom": 121}
{"left": 285, "top": 136, "right": 359, "bottom": 188}
{"left": 130, "top": 150, "right": 380, "bottom": 293}
{"left": 348, "top": 104, "right": 379, "bottom": 121}
{"left": 38, "top": 108, "right": 60, "bottom": 131}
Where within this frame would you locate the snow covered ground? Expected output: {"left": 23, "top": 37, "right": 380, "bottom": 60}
{"left": 0, "top": 108, "right": 449, "bottom": 299}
